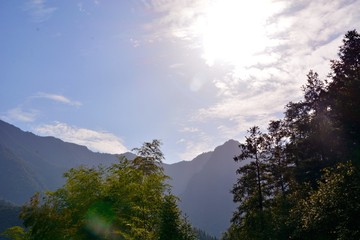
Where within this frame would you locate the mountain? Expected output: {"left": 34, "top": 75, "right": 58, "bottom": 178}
{"left": 0, "top": 120, "right": 245, "bottom": 237}
{"left": 178, "top": 139, "right": 249, "bottom": 237}
{"left": 163, "top": 151, "right": 213, "bottom": 196}
{"left": 0, "top": 120, "right": 135, "bottom": 205}
{"left": 0, "top": 143, "right": 47, "bottom": 205}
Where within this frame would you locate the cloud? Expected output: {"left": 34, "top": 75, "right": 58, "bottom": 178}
{"left": 138, "top": 0, "right": 360, "bottom": 162}
{"left": 23, "top": 0, "right": 57, "bottom": 23}
{"left": 0, "top": 93, "right": 81, "bottom": 123}
{"left": 140, "top": 0, "right": 210, "bottom": 41}
{"left": 77, "top": 2, "right": 90, "bottom": 15}
{"left": 176, "top": 139, "right": 186, "bottom": 144}
{"left": 155, "top": 0, "right": 358, "bottom": 132}
{"left": 169, "top": 63, "right": 185, "bottom": 68}
{"left": 1, "top": 107, "right": 39, "bottom": 122}
{"left": 130, "top": 39, "right": 141, "bottom": 47}
{"left": 34, "top": 92, "right": 82, "bottom": 107}
{"left": 176, "top": 131, "right": 215, "bottom": 160}
{"left": 33, "top": 122, "right": 128, "bottom": 154}
{"left": 179, "top": 127, "right": 199, "bottom": 132}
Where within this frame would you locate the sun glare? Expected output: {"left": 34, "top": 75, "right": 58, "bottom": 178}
{"left": 202, "top": 0, "right": 273, "bottom": 66}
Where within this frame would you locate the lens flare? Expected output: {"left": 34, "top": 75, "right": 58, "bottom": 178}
{"left": 85, "top": 201, "right": 115, "bottom": 238}
{"left": 190, "top": 72, "right": 206, "bottom": 92}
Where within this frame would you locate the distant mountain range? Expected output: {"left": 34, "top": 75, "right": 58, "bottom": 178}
{"left": 0, "top": 119, "right": 248, "bottom": 237}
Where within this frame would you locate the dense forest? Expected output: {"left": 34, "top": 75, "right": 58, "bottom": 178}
{"left": 221, "top": 30, "right": 360, "bottom": 240}
{"left": 2, "top": 30, "right": 360, "bottom": 239}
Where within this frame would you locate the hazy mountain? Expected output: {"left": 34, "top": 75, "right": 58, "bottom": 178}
{"left": 0, "top": 120, "right": 135, "bottom": 205}
{"left": 163, "top": 151, "right": 213, "bottom": 196}
{"left": 0, "top": 143, "right": 46, "bottom": 205}
{"left": 0, "top": 120, "right": 245, "bottom": 237}
{"left": 178, "top": 139, "right": 249, "bottom": 237}
{"left": 0, "top": 120, "right": 135, "bottom": 169}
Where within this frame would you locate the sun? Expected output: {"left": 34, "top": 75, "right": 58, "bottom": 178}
{"left": 202, "top": 0, "right": 273, "bottom": 66}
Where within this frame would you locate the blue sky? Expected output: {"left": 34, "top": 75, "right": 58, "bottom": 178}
{"left": 1, "top": 0, "right": 359, "bottom": 164}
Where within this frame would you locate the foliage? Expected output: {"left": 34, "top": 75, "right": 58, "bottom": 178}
{"left": 2, "top": 140, "right": 198, "bottom": 240}
{"left": 194, "top": 228, "right": 218, "bottom": 240}
{"left": 179, "top": 214, "right": 199, "bottom": 240}
{"left": 225, "top": 30, "right": 360, "bottom": 239}
{"left": 0, "top": 226, "right": 29, "bottom": 240}
{"left": 158, "top": 194, "right": 183, "bottom": 240}
{"left": 289, "top": 162, "right": 360, "bottom": 240}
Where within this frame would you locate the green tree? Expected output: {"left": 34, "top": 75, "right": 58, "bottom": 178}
{"left": 222, "top": 29, "right": 360, "bottom": 240}
{"left": 131, "top": 139, "right": 165, "bottom": 175}
{"left": 158, "top": 194, "right": 199, "bottom": 240}
{"left": 2, "top": 140, "right": 197, "bottom": 240}
{"left": 179, "top": 214, "right": 199, "bottom": 240}
{"left": 0, "top": 226, "right": 29, "bottom": 240}
{"left": 231, "top": 126, "right": 272, "bottom": 239}
{"left": 158, "top": 194, "right": 182, "bottom": 240}
{"left": 289, "top": 162, "right": 360, "bottom": 240}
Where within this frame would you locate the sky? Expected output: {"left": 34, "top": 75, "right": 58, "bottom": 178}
{"left": 1, "top": 0, "right": 360, "bottom": 164}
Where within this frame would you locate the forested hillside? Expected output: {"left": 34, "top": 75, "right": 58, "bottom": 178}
{"left": 1, "top": 141, "right": 201, "bottom": 240}
{"left": 222, "top": 30, "right": 360, "bottom": 239}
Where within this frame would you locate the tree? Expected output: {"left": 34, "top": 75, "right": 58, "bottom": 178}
{"left": 131, "top": 139, "right": 165, "bottom": 175}
{"left": 267, "top": 119, "right": 291, "bottom": 195}
{"left": 158, "top": 194, "right": 199, "bottom": 240}
{"left": 2, "top": 140, "right": 197, "bottom": 240}
{"left": 289, "top": 162, "right": 360, "bottom": 240}
{"left": 326, "top": 29, "right": 360, "bottom": 161}
{"left": 231, "top": 126, "right": 272, "bottom": 239}
{"left": 179, "top": 214, "right": 199, "bottom": 240}
{"left": 0, "top": 226, "right": 30, "bottom": 240}
{"left": 159, "top": 194, "right": 182, "bottom": 240}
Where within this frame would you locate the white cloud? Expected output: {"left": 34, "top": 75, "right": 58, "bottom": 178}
{"left": 139, "top": 0, "right": 360, "bottom": 162}
{"left": 174, "top": 0, "right": 358, "bottom": 135}
{"left": 33, "top": 122, "right": 128, "bottom": 154}
{"left": 23, "top": 0, "right": 57, "bottom": 23}
{"left": 1, "top": 107, "right": 39, "bottom": 122}
{"left": 1, "top": 93, "right": 81, "bottom": 123}
{"left": 77, "top": 3, "right": 90, "bottom": 15}
{"left": 177, "top": 132, "right": 215, "bottom": 160}
{"left": 169, "top": 63, "right": 185, "bottom": 68}
{"left": 176, "top": 139, "right": 186, "bottom": 144}
{"left": 179, "top": 127, "right": 199, "bottom": 132}
{"left": 34, "top": 92, "right": 82, "bottom": 107}
{"left": 130, "top": 39, "right": 141, "bottom": 47}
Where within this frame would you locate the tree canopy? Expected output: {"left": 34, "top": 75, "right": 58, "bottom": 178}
{"left": 2, "top": 140, "right": 199, "bottom": 240}
{"left": 224, "top": 29, "right": 360, "bottom": 240}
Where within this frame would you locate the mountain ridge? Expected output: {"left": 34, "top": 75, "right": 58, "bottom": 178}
{"left": 0, "top": 119, "right": 243, "bottom": 237}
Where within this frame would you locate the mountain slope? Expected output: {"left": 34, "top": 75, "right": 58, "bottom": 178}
{"left": 0, "top": 143, "right": 47, "bottom": 205}
{"left": 163, "top": 151, "right": 212, "bottom": 196}
{"left": 0, "top": 120, "right": 245, "bottom": 237}
{"left": 0, "top": 120, "right": 134, "bottom": 168}
{"left": 0, "top": 120, "right": 135, "bottom": 205}
{"left": 178, "top": 139, "right": 248, "bottom": 237}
